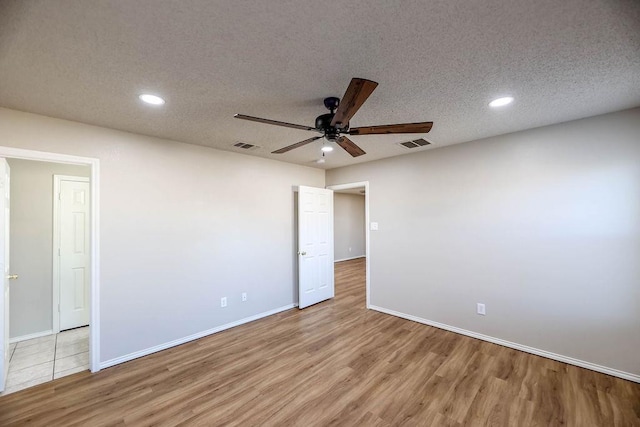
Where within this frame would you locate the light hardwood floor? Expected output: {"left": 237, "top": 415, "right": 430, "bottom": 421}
{"left": 0, "top": 258, "right": 638, "bottom": 426}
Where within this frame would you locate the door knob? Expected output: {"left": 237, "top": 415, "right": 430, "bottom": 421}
{"left": 6, "top": 274, "right": 18, "bottom": 280}
{"left": 298, "top": 251, "right": 307, "bottom": 256}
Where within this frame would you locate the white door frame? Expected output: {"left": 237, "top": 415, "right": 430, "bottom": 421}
{"left": 0, "top": 146, "right": 100, "bottom": 373}
{"left": 326, "top": 181, "right": 371, "bottom": 309}
{"left": 53, "top": 174, "right": 90, "bottom": 334}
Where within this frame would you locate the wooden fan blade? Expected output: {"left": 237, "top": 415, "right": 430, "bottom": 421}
{"left": 336, "top": 136, "right": 366, "bottom": 157}
{"left": 272, "top": 136, "right": 323, "bottom": 154}
{"left": 235, "top": 114, "right": 317, "bottom": 132}
{"left": 349, "top": 121, "right": 433, "bottom": 136}
{"left": 330, "top": 78, "right": 378, "bottom": 128}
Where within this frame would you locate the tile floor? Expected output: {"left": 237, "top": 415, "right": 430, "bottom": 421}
{"left": 2, "top": 326, "right": 89, "bottom": 395}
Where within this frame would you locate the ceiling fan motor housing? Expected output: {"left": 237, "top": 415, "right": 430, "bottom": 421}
{"left": 316, "top": 98, "right": 349, "bottom": 141}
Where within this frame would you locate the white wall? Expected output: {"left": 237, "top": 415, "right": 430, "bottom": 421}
{"left": 0, "top": 108, "right": 324, "bottom": 363}
{"left": 334, "top": 192, "right": 365, "bottom": 261}
{"left": 327, "top": 108, "right": 640, "bottom": 377}
{"left": 8, "top": 159, "right": 90, "bottom": 338}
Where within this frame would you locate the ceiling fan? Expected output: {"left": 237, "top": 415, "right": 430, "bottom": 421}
{"left": 234, "top": 78, "right": 433, "bottom": 157}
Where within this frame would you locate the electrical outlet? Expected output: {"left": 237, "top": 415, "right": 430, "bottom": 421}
{"left": 370, "top": 222, "right": 379, "bottom": 231}
{"left": 221, "top": 297, "right": 227, "bottom": 308}
{"left": 477, "top": 303, "right": 486, "bottom": 315}
{"left": 349, "top": 247, "right": 352, "bottom": 252}
{"left": 242, "top": 292, "right": 247, "bottom": 302}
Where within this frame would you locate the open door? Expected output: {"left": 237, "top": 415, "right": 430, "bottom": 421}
{"left": 0, "top": 158, "right": 10, "bottom": 392}
{"left": 298, "top": 186, "right": 334, "bottom": 309}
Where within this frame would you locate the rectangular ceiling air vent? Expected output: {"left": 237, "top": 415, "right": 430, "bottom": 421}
{"left": 232, "top": 142, "right": 260, "bottom": 151}
{"left": 398, "top": 138, "right": 432, "bottom": 149}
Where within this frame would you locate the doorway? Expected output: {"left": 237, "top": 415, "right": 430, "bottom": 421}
{"left": 326, "top": 182, "right": 370, "bottom": 308}
{"left": 0, "top": 147, "right": 100, "bottom": 394}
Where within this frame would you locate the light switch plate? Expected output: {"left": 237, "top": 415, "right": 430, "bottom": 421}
{"left": 370, "top": 222, "right": 379, "bottom": 231}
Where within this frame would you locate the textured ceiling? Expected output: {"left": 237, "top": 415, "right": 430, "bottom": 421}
{"left": 0, "top": 0, "right": 639, "bottom": 169}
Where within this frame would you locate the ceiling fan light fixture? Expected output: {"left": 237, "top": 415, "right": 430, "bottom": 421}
{"left": 489, "top": 96, "right": 514, "bottom": 108}
{"left": 321, "top": 144, "right": 334, "bottom": 152}
{"left": 139, "top": 94, "right": 165, "bottom": 105}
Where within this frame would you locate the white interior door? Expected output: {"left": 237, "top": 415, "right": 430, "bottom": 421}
{"left": 298, "top": 186, "right": 334, "bottom": 309}
{"left": 58, "top": 178, "right": 90, "bottom": 331}
{"left": 0, "top": 159, "right": 10, "bottom": 392}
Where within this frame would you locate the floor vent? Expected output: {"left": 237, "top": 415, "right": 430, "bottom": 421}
{"left": 398, "top": 138, "right": 432, "bottom": 149}
{"left": 232, "top": 142, "right": 260, "bottom": 151}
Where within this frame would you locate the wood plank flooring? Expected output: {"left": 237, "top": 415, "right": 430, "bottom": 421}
{"left": 0, "top": 257, "right": 638, "bottom": 426}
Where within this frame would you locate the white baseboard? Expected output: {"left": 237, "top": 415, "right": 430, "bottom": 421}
{"left": 335, "top": 255, "right": 365, "bottom": 263}
{"left": 369, "top": 305, "right": 640, "bottom": 384}
{"left": 100, "top": 303, "right": 298, "bottom": 370}
{"left": 9, "top": 330, "right": 54, "bottom": 344}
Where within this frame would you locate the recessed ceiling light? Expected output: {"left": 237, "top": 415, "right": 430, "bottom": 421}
{"left": 139, "top": 94, "right": 165, "bottom": 105}
{"left": 489, "top": 96, "right": 514, "bottom": 108}
{"left": 321, "top": 145, "right": 333, "bottom": 152}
